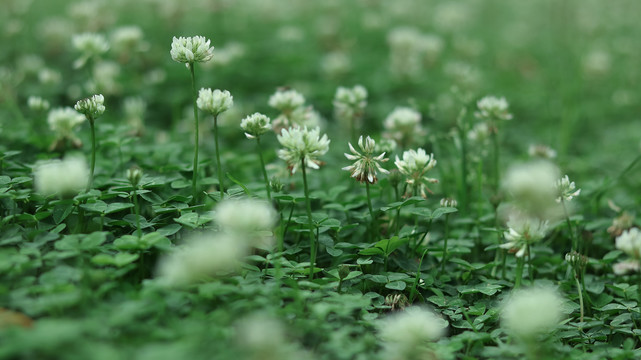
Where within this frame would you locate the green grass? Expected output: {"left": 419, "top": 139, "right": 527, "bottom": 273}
{"left": 1, "top": 0, "right": 641, "bottom": 359}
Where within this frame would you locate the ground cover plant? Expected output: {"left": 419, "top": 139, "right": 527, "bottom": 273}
{"left": 2, "top": 0, "right": 641, "bottom": 359}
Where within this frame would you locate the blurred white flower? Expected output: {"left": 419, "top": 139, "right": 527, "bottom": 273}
{"left": 333, "top": 85, "right": 367, "bottom": 126}
{"left": 502, "top": 161, "right": 560, "bottom": 218}
{"left": 156, "top": 232, "right": 248, "bottom": 286}
{"left": 383, "top": 107, "right": 424, "bottom": 147}
{"left": 379, "top": 307, "right": 447, "bottom": 359}
{"left": 48, "top": 107, "right": 86, "bottom": 141}
{"left": 501, "top": 286, "right": 564, "bottom": 339}
{"left": 27, "top": 96, "right": 50, "bottom": 112}
{"left": 475, "top": 95, "right": 512, "bottom": 121}
{"left": 528, "top": 144, "right": 557, "bottom": 159}
{"left": 214, "top": 198, "right": 277, "bottom": 249}
{"left": 615, "top": 228, "right": 641, "bottom": 259}
{"left": 72, "top": 32, "right": 109, "bottom": 68}
{"left": 268, "top": 88, "right": 305, "bottom": 114}
{"left": 34, "top": 157, "right": 89, "bottom": 197}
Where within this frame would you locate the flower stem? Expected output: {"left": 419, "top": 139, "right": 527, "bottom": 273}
{"left": 256, "top": 137, "right": 271, "bottom": 201}
{"left": 301, "top": 158, "right": 316, "bottom": 280}
{"left": 527, "top": 243, "right": 534, "bottom": 284}
{"left": 562, "top": 200, "right": 577, "bottom": 252}
{"left": 490, "top": 124, "right": 500, "bottom": 194}
{"left": 394, "top": 185, "right": 401, "bottom": 237}
{"left": 132, "top": 186, "right": 141, "bottom": 237}
{"left": 87, "top": 117, "right": 96, "bottom": 192}
{"left": 441, "top": 213, "right": 450, "bottom": 275}
{"left": 189, "top": 63, "right": 200, "bottom": 202}
{"left": 365, "top": 181, "right": 376, "bottom": 239}
{"left": 213, "top": 114, "right": 225, "bottom": 198}
{"left": 574, "top": 270, "right": 584, "bottom": 322}
{"left": 514, "top": 256, "right": 524, "bottom": 289}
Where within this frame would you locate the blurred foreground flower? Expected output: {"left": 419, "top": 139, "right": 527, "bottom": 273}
{"left": 156, "top": 232, "right": 248, "bottom": 286}
{"left": 378, "top": 306, "right": 448, "bottom": 360}
{"left": 34, "top": 157, "right": 89, "bottom": 198}
{"left": 501, "top": 286, "right": 564, "bottom": 340}
{"left": 214, "top": 198, "right": 277, "bottom": 250}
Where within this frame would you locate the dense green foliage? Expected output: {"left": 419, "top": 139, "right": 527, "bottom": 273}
{"left": 2, "top": 1, "right": 641, "bottom": 359}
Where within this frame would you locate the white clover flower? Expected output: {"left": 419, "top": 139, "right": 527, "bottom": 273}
{"left": 123, "top": 96, "right": 146, "bottom": 133}
{"left": 556, "top": 175, "right": 581, "bottom": 203}
{"left": 235, "top": 314, "right": 309, "bottom": 360}
{"left": 196, "top": 88, "right": 233, "bottom": 116}
{"left": 342, "top": 136, "right": 389, "bottom": 184}
{"left": 440, "top": 198, "right": 458, "bottom": 208}
{"left": 34, "top": 157, "right": 89, "bottom": 197}
{"left": 72, "top": 32, "right": 109, "bottom": 68}
{"left": 475, "top": 95, "right": 512, "bottom": 121}
{"left": 126, "top": 166, "right": 142, "bottom": 187}
{"left": 111, "top": 26, "right": 148, "bottom": 54}
{"left": 87, "top": 61, "right": 120, "bottom": 95}
{"left": 383, "top": 107, "right": 424, "bottom": 147}
{"left": 170, "top": 36, "right": 214, "bottom": 64}
{"left": 268, "top": 89, "right": 305, "bottom": 113}
{"left": 27, "top": 96, "right": 50, "bottom": 112}
{"left": 74, "top": 94, "right": 105, "bottom": 119}
{"left": 214, "top": 198, "right": 277, "bottom": 249}
{"left": 501, "top": 286, "right": 564, "bottom": 340}
{"left": 241, "top": 112, "right": 272, "bottom": 139}
{"left": 38, "top": 68, "right": 61, "bottom": 85}
{"left": 277, "top": 126, "right": 330, "bottom": 174}
{"left": 378, "top": 307, "right": 447, "bottom": 358}
{"left": 320, "top": 51, "right": 351, "bottom": 78}
{"left": 613, "top": 259, "right": 640, "bottom": 275}
{"left": 502, "top": 161, "right": 560, "bottom": 218}
{"left": 615, "top": 228, "right": 641, "bottom": 259}
{"left": 500, "top": 214, "right": 549, "bottom": 258}
{"left": 333, "top": 85, "right": 367, "bottom": 125}
{"left": 394, "top": 148, "right": 438, "bottom": 198}
{"left": 47, "top": 107, "right": 86, "bottom": 138}
{"left": 156, "top": 232, "right": 248, "bottom": 287}
{"left": 528, "top": 144, "right": 557, "bottom": 159}
{"left": 467, "top": 122, "right": 490, "bottom": 143}
{"left": 387, "top": 27, "right": 437, "bottom": 79}
{"left": 375, "top": 138, "right": 397, "bottom": 154}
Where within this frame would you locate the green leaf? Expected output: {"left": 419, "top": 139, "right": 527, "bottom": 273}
{"left": 174, "top": 212, "right": 213, "bottom": 229}
{"left": 358, "top": 236, "right": 408, "bottom": 256}
{"left": 385, "top": 280, "right": 407, "bottom": 291}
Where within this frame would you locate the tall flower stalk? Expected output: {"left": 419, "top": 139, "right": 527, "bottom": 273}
{"left": 197, "top": 88, "right": 233, "bottom": 199}
{"left": 277, "top": 126, "right": 330, "bottom": 279}
{"left": 127, "top": 166, "right": 143, "bottom": 237}
{"left": 170, "top": 36, "right": 214, "bottom": 201}
{"left": 74, "top": 94, "right": 105, "bottom": 192}
{"left": 241, "top": 113, "right": 273, "bottom": 200}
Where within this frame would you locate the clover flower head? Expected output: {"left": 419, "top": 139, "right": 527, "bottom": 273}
{"left": 72, "top": 32, "right": 109, "bottom": 55}
{"left": 111, "top": 26, "right": 147, "bottom": 53}
{"left": 500, "top": 214, "right": 549, "bottom": 257}
{"left": 375, "top": 138, "right": 397, "bottom": 154}
{"left": 383, "top": 107, "right": 424, "bottom": 146}
{"left": 565, "top": 251, "right": 588, "bottom": 270}
{"left": 196, "top": 88, "right": 233, "bottom": 116}
{"left": 277, "top": 126, "right": 330, "bottom": 174}
{"left": 467, "top": 122, "right": 490, "bottom": 143}
{"left": 241, "top": 112, "right": 272, "bottom": 139}
{"left": 615, "top": 228, "right": 641, "bottom": 260}
{"left": 608, "top": 211, "right": 635, "bottom": 237}
{"left": 75, "top": 94, "right": 105, "bottom": 120}
{"left": 34, "top": 156, "right": 89, "bottom": 197}
{"left": 214, "top": 198, "right": 278, "bottom": 249}
{"left": 528, "top": 144, "right": 557, "bottom": 159}
{"left": 556, "top": 175, "right": 581, "bottom": 203}
{"left": 501, "top": 286, "right": 564, "bottom": 340}
{"left": 126, "top": 166, "right": 142, "bottom": 187}
{"left": 613, "top": 259, "right": 640, "bottom": 275}
{"left": 47, "top": 107, "right": 86, "bottom": 137}
{"left": 333, "top": 85, "right": 367, "bottom": 121}
{"left": 268, "top": 88, "right": 305, "bottom": 113}
{"left": 156, "top": 232, "right": 248, "bottom": 287}
{"left": 502, "top": 160, "right": 560, "bottom": 218}
{"left": 475, "top": 95, "right": 512, "bottom": 121}
{"left": 378, "top": 307, "right": 447, "bottom": 357}
{"left": 440, "top": 198, "right": 458, "bottom": 208}
{"left": 170, "top": 36, "right": 214, "bottom": 64}
{"left": 394, "top": 148, "right": 438, "bottom": 198}
{"left": 342, "top": 136, "right": 389, "bottom": 184}
{"left": 27, "top": 96, "right": 50, "bottom": 112}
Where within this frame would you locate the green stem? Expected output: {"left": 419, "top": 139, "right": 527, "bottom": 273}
{"left": 301, "top": 158, "right": 316, "bottom": 280}
{"left": 527, "top": 243, "right": 533, "bottom": 284}
{"left": 132, "top": 186, "right": 141, "bottom": 237}
{"left": 574, "top": 271, "right": 584, "bottom": 322}
{"left": 213, "top": 114, "right": 225, "bottom": 198}
{"left": 441, "top": 214, "right": 450, "bottom": 274}
{"left": 458, "top": 119, "right": 469, "bottom": 213}
{"left": 87, "top": 117, "right": 96, "bottom": 192}
{"left": 189, "top": 63, "right": 200, "bottom": 202}
{"left": 256, "top": 137, "right": 271, "bottom": 201}
{"left": 409, "top": 249, "right": 428, "bottom": 303}
{"left": 490, "top": 124, "right": 500, "bottom": 194}
{"left": 365, "top": 182, "right": 376, "bottom": 240}
{"left": 514, "top": 256, "right": 524, "bottom": 289}
{"left": 562, "top": 200, "right": 577, "bottom": 252}
{"left": 394, "top": 185, "right": 401, "bottom": 237}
